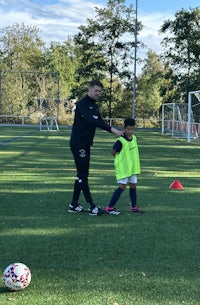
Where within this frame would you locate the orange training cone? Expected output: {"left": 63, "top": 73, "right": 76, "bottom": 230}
{"left": 169, "top": 180, "right": 184, "bottom": 190}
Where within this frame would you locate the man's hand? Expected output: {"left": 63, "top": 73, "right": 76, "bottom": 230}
{"left": 111, "top": 127, "right": 122, "bottom": 137}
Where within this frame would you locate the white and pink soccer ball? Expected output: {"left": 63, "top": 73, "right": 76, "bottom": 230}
{"left": 3, "top": 262, "right": 31, "bottom": 291}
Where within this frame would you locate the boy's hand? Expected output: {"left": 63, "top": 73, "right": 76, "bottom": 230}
{"left": 111, "top": 149, "right": 117, "bottom": 157}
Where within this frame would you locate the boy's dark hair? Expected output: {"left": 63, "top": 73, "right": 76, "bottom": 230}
{"left": 89, "top": 80, "right": 103, "bottom": 89}
{"left": 124, "top": 118, "right": 135, "bottom": 127}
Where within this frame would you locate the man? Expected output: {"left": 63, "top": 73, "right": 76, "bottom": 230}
{"left": 68, "top": 80, "right": 122, "bottom": 216}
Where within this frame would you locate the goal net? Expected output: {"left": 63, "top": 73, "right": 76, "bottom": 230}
{"left": 39, "top": 116, "right": 59, "bottom": 131}
{"left": 162, "top": 90, "right": 200, "bottom": 142}
{"left": 187, "top": 90, "right": 200, "bottom": 142}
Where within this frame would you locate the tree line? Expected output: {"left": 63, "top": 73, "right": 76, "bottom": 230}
{"left": 0, "top": 0, "right": 199, "bottom": 123}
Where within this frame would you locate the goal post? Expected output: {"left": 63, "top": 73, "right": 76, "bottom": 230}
{"left": 187, "top": 90, "right": 200, "bottom": 142}
{"left": 162, "top": 91, "right": 200, "bottom": 142}
{"left": 161, "top": 102, "right": 188, "bottom": 138}
{"left": 39, "top": 116, "right": 59, "bottom": 132}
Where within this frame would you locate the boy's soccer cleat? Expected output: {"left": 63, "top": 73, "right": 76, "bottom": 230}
{"left": 68, "top": 204, "right": 84, "bottom": 213}
{"left": 105, "top": 206, "right": 120, "bottom": 215}
{"left": 89, "top": 206, "right": 103, "bottom": 216}
{"left": 130, "top": 206, "right": 145, "bottom": 213}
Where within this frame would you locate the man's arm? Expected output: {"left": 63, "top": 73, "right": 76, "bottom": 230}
{"left": 78, "top": 99, "right": 122, "bottom": 135}
{"left": 111, "top": 127, "right": 122, "bottom": 137}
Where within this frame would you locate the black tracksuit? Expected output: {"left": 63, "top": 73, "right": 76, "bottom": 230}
{"left": 70, "top": 95, "right": 112, "bottom": 208}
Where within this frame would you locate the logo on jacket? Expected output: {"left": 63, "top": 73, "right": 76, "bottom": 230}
{"left": 79, "top": 149, "right": 86, "bottom": 158}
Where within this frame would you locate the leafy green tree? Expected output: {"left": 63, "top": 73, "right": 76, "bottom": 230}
{"left": 137, "top": 51, "right": 165, "bottom": 119}
{"left": 0, "top": 22, "right": 44, "bottom": 71}
{"left": 73, "top": 0, "right": 142, "bottom": 117}
{"left": 0, "top": 23, "right": 45, "bottom": 114}
{"left": 45, "top": 38, "right": 78, "bottom": 100}
{"left": 41, "top": 39, "right": 80, "bottom": 120}
{"left": 160, "top": 7, "right": 200, "bottom": 102}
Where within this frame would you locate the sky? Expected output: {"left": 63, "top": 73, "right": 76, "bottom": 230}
{"left": 0, "top": 0, "right": 198, "bottom": 71}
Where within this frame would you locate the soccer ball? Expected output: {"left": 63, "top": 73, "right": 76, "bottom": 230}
{"left": 3, "top": 262, "right": 31, "bottom": 291}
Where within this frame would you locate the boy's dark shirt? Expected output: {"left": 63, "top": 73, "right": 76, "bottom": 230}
{"left": 113, "top": 134, "right": 132, "bottom": 152}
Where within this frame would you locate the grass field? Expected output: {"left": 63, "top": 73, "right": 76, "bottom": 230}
{"left": 0, "top": 126, "right": 200, "bottom": 305}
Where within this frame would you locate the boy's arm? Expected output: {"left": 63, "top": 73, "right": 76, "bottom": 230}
{"left": 111, "top": 149, "right": 117, "bottom": 157}
{"left": 111, "top": 140, "right": 122, "bottom": 156}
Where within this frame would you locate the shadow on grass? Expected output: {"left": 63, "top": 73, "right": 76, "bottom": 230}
{"left": 0, "top": 287, "right": 11, "bottom": 294}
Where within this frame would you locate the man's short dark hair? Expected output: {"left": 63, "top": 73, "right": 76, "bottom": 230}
{"left": 89, "top": 80, "right": 103, "bottom": 89}
{"left": 124, "top": 118, "right": 135, "bottom": 127}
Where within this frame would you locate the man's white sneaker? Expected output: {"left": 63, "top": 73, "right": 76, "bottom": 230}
{"left": 68, "top": 204, "right": 84, "bottom": 213}
{"left": 89, "top": 206, "right": 103, "bottom": 216}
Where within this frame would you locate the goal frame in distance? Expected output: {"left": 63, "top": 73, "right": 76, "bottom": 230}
{"left": 161, "top": 90, "right": 200, "bottom": 142}
{"left": 187, "top": 90, "right": 200, "bottom": 142}
{"left": 39, "top": 116, "right": 59, "bottom": 132}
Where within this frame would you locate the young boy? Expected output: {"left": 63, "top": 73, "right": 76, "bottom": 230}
{"left": 105, "top": 118, "right": 145, "bottom": 215}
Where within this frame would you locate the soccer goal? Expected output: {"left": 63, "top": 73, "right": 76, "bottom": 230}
{"left": 187, "top": 90, "right": 200, "bottom": 142}
{"left": 39, "top": 116, "right": 59, "bottom": 132}
{"left": 162, "top": 90, "right": 200, "bottom": 142}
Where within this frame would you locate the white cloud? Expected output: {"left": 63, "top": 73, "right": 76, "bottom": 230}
{"left": 0, "top": 0, "right": 174, "bottom": 73}
{"left": 139, "top": 12, "right": 174, "bottom": 53}
{"left": 0, "top": 0, "right": 102, "bottom": 44}
{"left": 133, "top": 11, "right": 174, "bottom": 72}
{"left": 0, "top": 10, "right": 32, "bottom": 26}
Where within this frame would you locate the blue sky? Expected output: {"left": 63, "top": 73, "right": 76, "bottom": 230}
{"left": 0, "top": 0, "right": 198, "bottom": 71}
{"left": 127, "top": 0, "right": 197, "bottom": 13}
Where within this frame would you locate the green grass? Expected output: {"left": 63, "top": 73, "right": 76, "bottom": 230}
{"left": 0, "top": 126, "right": 200, "bottom": 305}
